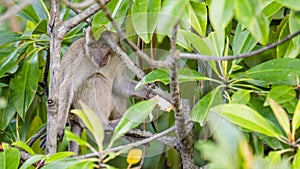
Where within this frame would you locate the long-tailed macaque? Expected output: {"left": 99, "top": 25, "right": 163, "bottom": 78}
{"left": 57, "top": 27, "right": 151, "bottom": 151}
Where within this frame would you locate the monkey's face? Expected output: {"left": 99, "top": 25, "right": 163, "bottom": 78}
{"left": 86, "top": 39, "right": 114, "bottom": 67}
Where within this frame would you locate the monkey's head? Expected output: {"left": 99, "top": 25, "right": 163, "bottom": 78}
{"left": 84, "top": 27, "right": 119, "bottom": 67}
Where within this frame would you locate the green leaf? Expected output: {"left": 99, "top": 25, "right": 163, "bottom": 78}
{"left": 245, "top": 58, "right": 300, "bottom": 87}
{"left": 32, "top": 19, "right": 48, "bottom": 34}
{"left": 147, "top": 0, "right": 161, "bottom": 40}
{"left": 0, "top": 31, "right": 21, "bottom": 47}
{"left": 275, "top": 0, "right": 300, "bottom": 10}
{"left": 207, "top": 31, "right": 225, "bottom": 56}
{"left": 71, "top": 101, "right": 104, "bottom": 151}
{"left": 45, "top": 151, "right": 76, "bottom": 164}
{"left": 186, "top": 1, "right": 207, "bottom": 37}
{"left": 32, "top": 0, "right": 50, "bottom": 20}
{"left": 231, "top": 90, "right": 251, "bottom": 104}
{"left": 211, "top": 104, "right": 282, "bottom": 137}
{"left": 262, "top": 1, "right": 282, "bottom": 18}
{"left": 0, "top": 90, "right": 16, "bottom": 130}
{"left": 109, "top": 99, "right": 158, "bottom": 147}
{"left": 65, "top": 130, "right": 96, "bottom": 153}
{"left": 92, "top": 0, "right": 120, "bottom": 40}
{"left": 135, "top": 68, "right": 208, "bottom": 89}
{"left": 196, "top": 112, "right": 245, "bottom": 169}
{"left": 156, "top": 0, "right": 185, "bottom": 39}
{"left": 12, "top": 141, "right": 35, "bottom": 155}
{"left": 26, "top": 114, "right": 43, "bottom": 153}
{"left": 269, "top": 99, "right": 291, "bottom": 141}
{"left": 0, "top": 146, "right": 20, "bottom": 169}
{"left": 293, "top": 145, "right": 300, "bottom": 169}
{"left": 209, "top": 0, "right": 234, "bottom": 32}
{"left": 131, "top": 0, "right": 160, "bottom": 43}
{"left": 276, "top": 14, "right": 300, "bottom": 58}
{"left": 234, "top": 0, "right": 256, "bottom": 26}
{"left": 235, "top": 0, "right": 269, "bottom": 45}
{"left": 10, "top": 51, "right": 38, "bottom": 120}
{"left": 179, "top": 30, "right": 213, "bottom": 55}
{"left": 190, "top": 88, "right": 222, "bottom": 126}
{"left": 292, "top": 101, "right": 300, "bottom": 137}
{"left": 248, "top": 12, "right": 270, "bottom": 45}
{"left": 19, "top": 4, "right": 40, "bottom": 24}
{"left": 264, "top": 85, "right": 296, "bottom": 106}
{"left": 131, "top": 0, "right": 149, "bottom": 42}
{"left": 19, "top": 155, "right": 45, "bottom": 169}
{"left": 289, "top": 11, "right": 300, "bottom": 48}
{"left": 65, "top": 130, "right": 89, "bottom": 147}
{"left": 232, "top": 23, "right": 257, "bottom": 55}
{"left": 0, "top": 44, "right": 28, "bottom": 78}
{"left": 42, "top": 158, "right": 97, "bottom": 169}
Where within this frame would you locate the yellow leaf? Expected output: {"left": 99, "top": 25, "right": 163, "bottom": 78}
{"left": 127, "top": 148, "right": 143, "bottom": 165}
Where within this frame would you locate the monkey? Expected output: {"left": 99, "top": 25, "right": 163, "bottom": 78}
{"left": 57, "top": 27, "right": 151, "bottom": 152}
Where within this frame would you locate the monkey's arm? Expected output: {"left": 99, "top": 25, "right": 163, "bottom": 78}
{"left": 57, "top": 70, "right": 75, "bottom": 139}
{"left": 113, "top": 72, "right": 151, "bottom": 99}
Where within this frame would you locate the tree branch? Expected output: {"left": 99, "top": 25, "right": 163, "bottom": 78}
{"left": 59, "top": 3, "right": 102, "bottom": 37}
{"left": 170, "top": 24, "right": 185, "bottom": 139}
{"left": 180, "top": 29, "right": 300, "bottom": 61}
{"left": 77, "top": 124, "right": 179, "bottom": 159}
{"left": 169, "top": 24, "right": 194, "bottom": 169}
{"left": 61, "top": 0, "right": 95, "bottom": 10}
{"left": 46, "top": 0, "right": 61, "bottom": 155}
{"left": 46, "top": 0, "right": 110, "bottom": 155}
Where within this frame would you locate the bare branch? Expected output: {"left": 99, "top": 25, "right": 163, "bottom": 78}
{"left": 170, "top": 23, "right": 186, "bottom": 141}
{"left": 0, "top": 0, "right": 33, "bottom": 23}
{"left": 61, "top": 0, "right": 95, "bottom": 10}
{"left": 180, "top": 29, "right": 300, "bottom": 61}
{"left": 46, "top": 0, "right": 61, "bottom": 155}
{"left": 170, "top": 24, "right": 195, "bottom": 169}
{"left": 60, "top": 3, "right": 102, "bottom": 36}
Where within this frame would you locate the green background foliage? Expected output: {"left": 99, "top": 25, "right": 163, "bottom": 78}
{"left": 1, "top": 0, "right": 300, "bottom": 168}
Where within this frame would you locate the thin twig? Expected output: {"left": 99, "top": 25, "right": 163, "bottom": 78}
{"left": 180, "top": 29, "right": 300, "bottom": 61}
{"left": 28, "top": 126, "right": 46, "bottom": 147}
{"left": 77, "top": 125, "right": 179, "bottom": 159}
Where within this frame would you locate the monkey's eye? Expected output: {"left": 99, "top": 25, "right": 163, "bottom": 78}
{"left": 91, "top": 43, "right": 97, "bottom": 48}
{"left": 101, "top": 43, "right": 108, "bottom": 48}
